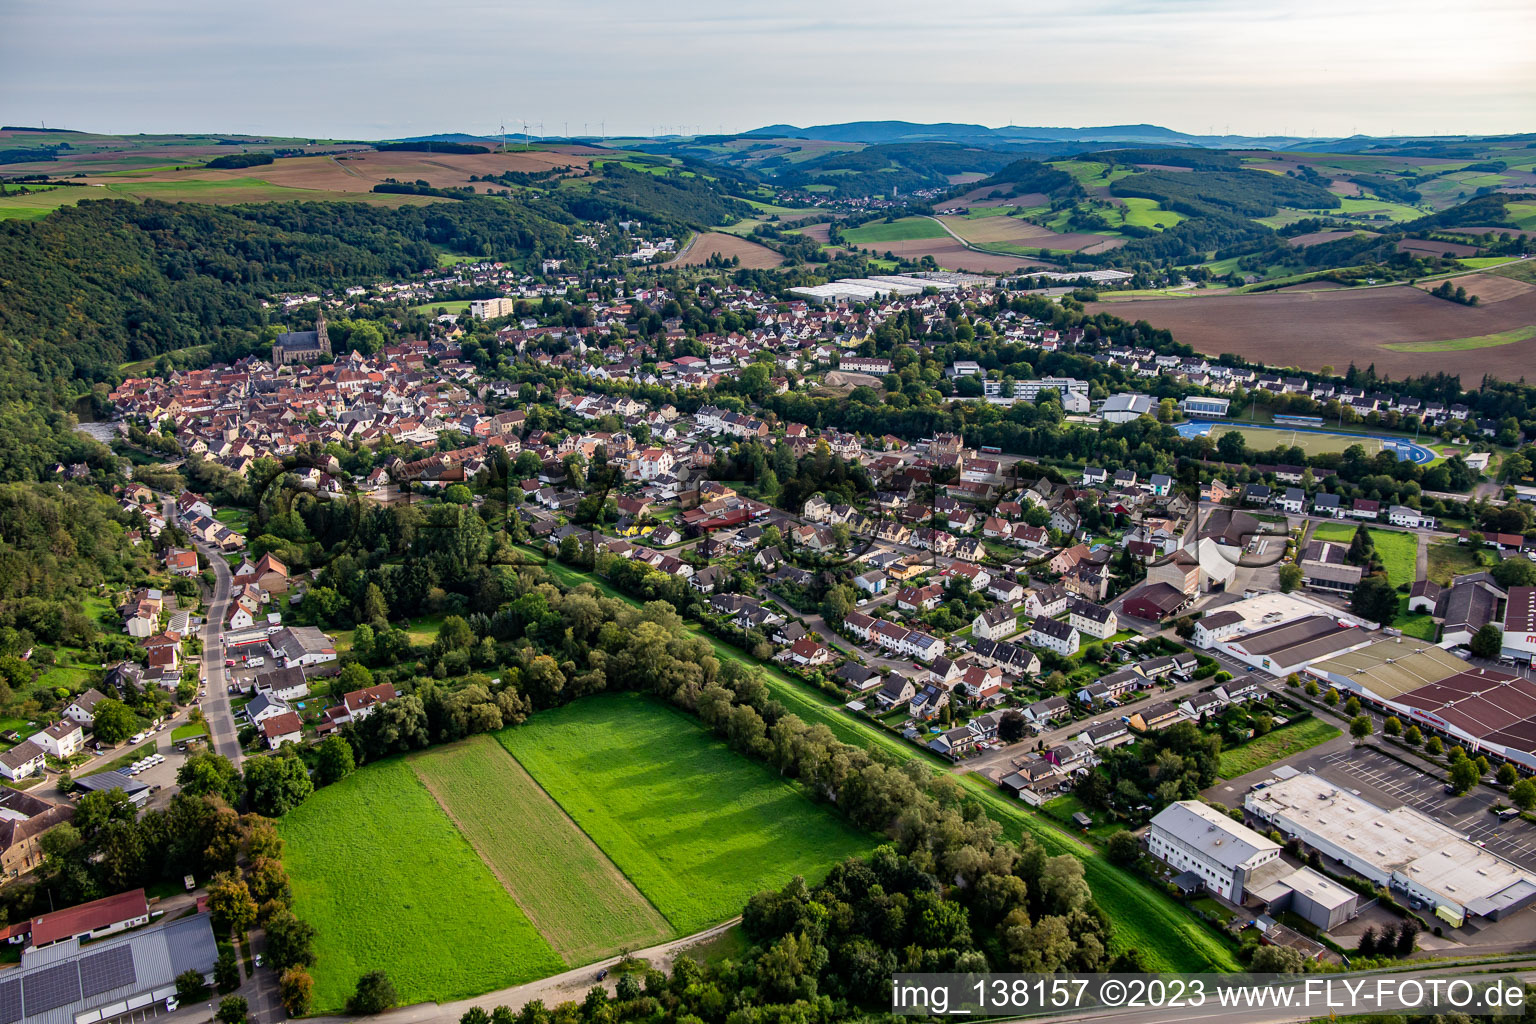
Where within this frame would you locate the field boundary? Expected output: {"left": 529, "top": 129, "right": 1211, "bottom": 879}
{"left": 410, "top": 736, "right": 673, "bottom": 962}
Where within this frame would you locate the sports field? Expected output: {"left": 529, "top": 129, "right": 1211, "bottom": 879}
{"left": 410, "top": 735, "right": 671, "bottom": 963}
{"left": 498, "top": 693, "right": 872, "bottom": 933}
{"left": 278, "top": 760, "right": 563, "bottom": 1012}
{"left": 1191, "top": 423, "right": 1384, "bottom": 457}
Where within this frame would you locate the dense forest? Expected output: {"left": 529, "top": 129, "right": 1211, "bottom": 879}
{"left": 774, "top": 142, "right": 1021, "bottom": 198}
{"left": 1110, "top": 168, "right": 1339, "bottom": 219}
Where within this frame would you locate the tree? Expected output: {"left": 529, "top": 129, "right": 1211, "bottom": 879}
{"left": 280, "top": 968, "right": 314, "bottom": 1017}
{"left": 264, "top": 907, "right": 317, "bottom": 970}
{"left": 1277, "top": 564, "right": 1303, "bottom": 593}
{"left": 176, "top": 969, "right": 210, "bottom": 1002}
{"left": 1350, "top": 575, "right": 1399, "bottom": 625}
{"left": 315, "top": 734, "right": 355, "bottom": 785}
{"left": 1383, "top": 715, "right": 1402, "bottom": 737}
{"left": 1350, "top": 715, "right": 1372, "bottom": 743}
{"left": 215, "top": 947, "right": 241, "bottom": 993}
{"left": 1324, "top": 688, "right": 1339, "bottom": 707}
{"left": 1425, "top": 735, "right": 1443, "bottom": 756}
{"left": 178, "top": 750, "right": 243, "bottom": 804}
{"left": 244, "top": 753, "right": 314, "bottom": 816}
{"left": 998, "top": 710, "right": 1026, "bottom": 744}
{"left": 1509, "top": 778, "right": 1536, "bottom": 811}
{"left": 217, "top": 995, "right": 249, "bottom": 1024}
{"left": 1106, "top": 829, "right": 1140, "bottom": 865}
{"left": 1356, "top": 926, "right": 1378, "bottom": 957}
{"left": 206, "top": 871, "right": 259, "bottom": 936}
{"left": 1395, "top": 918, "right": 1418, "bottom": 957}
{"left": 1499, "top": 763, "right": 1519, "bottom": 786}
{"left": 91, "top": 698, "right": 137, "bottom": 744}
{"left": 349, "top": 970, "right": 398, "bottom": 1015}
{"left": 1249, "top": 944, "right": 1308, "bottom": 973}
{"left": 1471, "top": 624, "right": 1505, "bottom": 659}
{"left": 1449, "top": 756, "right": 1480, "bottom": 795}
{"left": 1405, "top": 724, "right": 1422, "bottom": 746}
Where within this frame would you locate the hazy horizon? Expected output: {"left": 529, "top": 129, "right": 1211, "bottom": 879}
{"left": 5, "top": 0, "right": 1533, "bottom": 141}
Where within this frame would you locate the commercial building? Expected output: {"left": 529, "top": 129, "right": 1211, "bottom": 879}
{"left": 29, "top": 890, "right": 150, "bottom": 950}
{"left": 1220, "top": 614, "right": 1375, "bottom": 675}
{"left": 1245, "top": 773, "right": 1536, "bottom": 927}
{"left": 1146, "top": 800, "right": 1281, "bottom": 902}
{"left": 0, "top": 912, "right": 218, "bottom": 1024}
{"left": 1503, "top": 587, "right": 1536, "bottom": 664}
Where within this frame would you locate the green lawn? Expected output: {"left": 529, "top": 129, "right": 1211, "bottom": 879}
{"left": 213, "top": 507, "right": 249, "bottom": 535}
{"left": 1427, "top": 540, "right": 1484, "bottom": 585}
{"left": 497, "top": 693, "right": 873, "bottom": 934}
{"left": 1217, "top": 718, "right": 1341, "bottom": 779}
{"left": 1384, "top": 325, "right": 1536, "bottom": 353}
{"left": 410, "top": 735, "right": 671, "bottom": 964}
{"left": 1210, "top": 425, "right": 1383, "bottom": 458}
{"left": 841, "top": 217, "right": 947, "bottom": 244}
{"left": 409, "top": 299, "right": 472, "bottom": 315}
{"left": 278, "top": 759, "right": 563, "bottom": 1011}
{"left": 171, "top": 722, "right": 209, "bottom": 743}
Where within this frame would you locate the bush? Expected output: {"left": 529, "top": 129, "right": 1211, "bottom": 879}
{"left": 1106, "top": 829, "right": 1140, "bottom": 865}
{"left": 216, "top": 996, "right": 248, "bottom": 1024}
{"left": 280, "top": 968, "right": 314, "bottom": 1017}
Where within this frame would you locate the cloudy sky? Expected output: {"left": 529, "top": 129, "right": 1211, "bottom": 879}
{"left": 5, "top": 0, "right": 1533, "bottom": 139}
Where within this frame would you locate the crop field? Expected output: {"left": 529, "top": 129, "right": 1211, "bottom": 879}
{"left": 278, "top": 759, "right": 563, "bottom": 1012}
{"left": 1383, "top": 325, "right": 1536, "bottom": 353}
{"left": 841, "top": 217, "right": 948, "bottom": 243}
{"left": 668, "top": 231, "right": 783, "bottom": 269}
{"left": 1417, "top": 272, "right": 1536, "bottom": 304}
{"left": 411, "top": 736, "right": 671, "bottom": 963}
{"left": 839, "top": 234, "right": 1057, "bottom": 274}
{"left": 1217, "top": 718, "right": 1341, "bottom": 779}
{"left": 1398, "top": 237, "right": 1481, "bottom": 259}
{"left": 1085, "top": 283, "right": 1536, "bottom": 378}
{"left": 938, "top": 213, "right": 1125, "bottom": 254}
{"left": 497, "top": 693, "right": 873, "bottom": 934}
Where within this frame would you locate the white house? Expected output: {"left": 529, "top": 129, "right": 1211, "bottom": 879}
{"left": 34, "top": 721, "right": 84, "bottom": 760}
{"left": 1029, "top": 616, "right": 1080, "bottom": 656}
{"left": 63, "top": 688, "right": 110, "bottom": 726}
{"left": 1068, "top": 599, "right": 1117, "bottom": 640}
{"left": 261, "top": 711, "right": 303, "bottom": 750}
{"left": 1389, "top": 506, "right": 1437, "bottom": 530}
{"left": 972, "top": 605, "right": 1018, "bottom": 642}
{"left": 0, "top": 741, "right": 46, "bottom": 781}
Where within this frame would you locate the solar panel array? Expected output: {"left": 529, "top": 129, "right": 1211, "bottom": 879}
{"left": 21, "top": 961, "right": 81, "bottom": 1014}
{"left": 0, "top": 979, "right": 20, "bottom": 1024}
{"left": 79, "top": 944, "right": 135, "bottom": 998}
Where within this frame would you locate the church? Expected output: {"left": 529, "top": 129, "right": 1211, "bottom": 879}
{"left": 273, "top": 313, "right": 332, "bottom": 366}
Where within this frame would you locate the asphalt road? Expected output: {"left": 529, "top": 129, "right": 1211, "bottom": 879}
{"left": 160, "top": 493, "right": 243, "bottom": 766}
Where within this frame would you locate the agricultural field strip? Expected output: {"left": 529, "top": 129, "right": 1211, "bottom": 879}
{"left": 496, "top": 693, "right": 873, "bottom": 935}
{"left": 410, "top": 735, "right": 672, "bottom": 964}
{"left": 278, "top": 759, "right": 563, "bottom": 1012}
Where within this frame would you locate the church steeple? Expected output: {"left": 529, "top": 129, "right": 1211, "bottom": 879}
{"left": 316, "top": 310, "right": 331, "bottom": 356}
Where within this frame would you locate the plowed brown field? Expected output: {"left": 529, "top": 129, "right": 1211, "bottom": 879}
{"left": 668, "top": 232, "right": 783, "bottom": 269}
{"left": 1086, "top": 282, "right": 1536, "bottom": 379}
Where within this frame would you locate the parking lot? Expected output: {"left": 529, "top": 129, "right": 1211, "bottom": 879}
{"left": 1310, "top": 747, "right": 1536, "bottom": 873}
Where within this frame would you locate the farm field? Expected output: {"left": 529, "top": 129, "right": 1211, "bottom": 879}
{"left": 1085, "top": 283, "right": 1536, "bottom": 378}
{"left": 841, "top": 217, "right": 948, "bottom": 243}
{"left": 278, "top": 759, "right": 563, "bottom": 1012}
{"left": 838, "top": 234, "right": 1057, "bottom": 274}
{"left": 497, "top": 693, "right": 873, "bottom": 934}
{"left": 1217, "top": 718, "right": 1341, "bottom": 779}
{"left": 937, "top": 213, "right": 1124, "bottom": 254}
{"left": 1383, "top": 325, "right": 1536, "bottom": 353}
{"left": 410, "top": 735, "right": 671, "bottom": 963}
{"left": 668, "top": 231, "right": 783, "bottom": 269}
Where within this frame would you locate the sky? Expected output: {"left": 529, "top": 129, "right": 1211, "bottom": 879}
{"left": 4, "top": 0, "right": 1533, "bottom": 140}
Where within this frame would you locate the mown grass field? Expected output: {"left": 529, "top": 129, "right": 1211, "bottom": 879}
{"left": 1217, "top": 718, "right": 1341, "bottom": 779}
{"left": 841, "top": 217, "right": 947, "bottom": 244}
{"left": 1310, "top": 524, "right": 1416, "bottom": 588}
{"left": 497, "top": 692, "right": 873, "bottom": 933}
{"left": 410, "top": 734, "right": 671, "bottom": 964}
{"left": 1209, "top": 424, "right": 1384, "bottom": 458}
{"left": 278, "top": 759, "right": 563, "bottom": 1011}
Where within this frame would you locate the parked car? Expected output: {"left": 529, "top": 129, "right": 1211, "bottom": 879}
{"left": 165, "top": 998, "right": 179, "bottom": 1012}
{"left": 247, "top": 657, "right": 265, "bottom": 668}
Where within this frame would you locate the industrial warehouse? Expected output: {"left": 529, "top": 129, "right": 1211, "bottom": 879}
{"left": 1307, "top": 637, "right": 1536, "bottom": 771}
{"left": 1244, "top": 773, "right": 1536, "bottom": 927}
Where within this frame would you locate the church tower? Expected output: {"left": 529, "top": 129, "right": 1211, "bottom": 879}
{"left": 316, "top": 311, "right": 332, "bottom": 357}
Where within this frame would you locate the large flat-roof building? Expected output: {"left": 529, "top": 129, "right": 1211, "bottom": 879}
{"left": 1146, "top": 800, "right": 1281, "bottom": 902}
{"left": 1221, "top": 614, "right": 1375, "bottom": 676}
{"left": 1245, "top": 773, "right": 1536, "bottom": 927}
{"left": 1309, "top": 638, "right": 1536, "bottom": 770}
{"left": 1503, "top": 587, "right": 1536, "bottom": 663}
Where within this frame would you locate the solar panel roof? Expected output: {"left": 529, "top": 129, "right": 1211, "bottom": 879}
{"left": 79, "top": 945, "right": 135, "bottom": 998}
{"left": 0, "top": 979, "right": 20, "bottom": 1024}
{"left": 21, "top": 961, "right": 81, "bottom": 1015}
